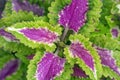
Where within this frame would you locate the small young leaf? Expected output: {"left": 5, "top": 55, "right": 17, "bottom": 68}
{"left": 111, "top": 28, "right": 119, "bottom": 38}
{"left": 59, "top": 0, "right": 88, "bottom": 32}
{"left": 35, "top": 53, "right": 65, "bottom": 80}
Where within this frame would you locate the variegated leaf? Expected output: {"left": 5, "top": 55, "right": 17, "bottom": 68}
{"left": 59, "top": 0, "right": 88, "bottom": 32}
{"left": 70, "top": 42, "right": 94, "bottom": 70}
{"left": 66, "top": 34, "right": 103, "bottom": 80}
{"left": 6, "top": 21, "right": 62, "bottom": 50}
{"left": 96, "top": 47, "right": 120, "bottom": 75}
{"left": 0, "top": 59, "right": 19, "bottom": 79}
{"left": 35, "top": 53, "right": 65, "bottom": 80}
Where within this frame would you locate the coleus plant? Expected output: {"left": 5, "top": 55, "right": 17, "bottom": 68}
{"left": 0, "top": 0, "right": 120, "bottom": 80}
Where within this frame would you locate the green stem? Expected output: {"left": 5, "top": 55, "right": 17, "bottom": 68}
{"left": 61, "top": 27, "right": 69, "bottom": 41}
{"left": 55, "top": 46, "right": 60, "bottom": 55}
{"left": 55, "top": 27, "right": 69, "bottom": 55}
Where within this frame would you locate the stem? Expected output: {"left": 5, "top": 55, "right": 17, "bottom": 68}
{"left": 55, "top": 46, "right": 60, "bottom": 55}
{"left": 55, "top": 27, "right": 69, "bottom": 55}
{"left": 61, "top": 27, "right": 69, "bottom": 41}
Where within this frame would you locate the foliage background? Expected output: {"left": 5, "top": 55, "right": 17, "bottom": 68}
{"left": 0, "top": 0, "right": 120, "bottom": 80}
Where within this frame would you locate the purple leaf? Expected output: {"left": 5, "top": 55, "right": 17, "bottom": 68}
{"left": 111, "top": 28, "right": 119, "bottom": 38}
{"left": 59, "top": 0, "right": 88, "bottom": 32}
{"left": 96, "top": 47, "right": 120, "bottom": 75}
{"left": 0, "top": 28, "right": 18, "bottom": 41}
{"left": 35, "top": 53, "right": 65, "bottom": 80}
{"left": 72, "top": 64, "right": 88, "bottom": 78}
{"left": 0, "top": 59, "right": 19, "bottom": 80}
{"left": 12, "top": 0, "right": 44, "bottom": 16}
{"left": 70, "top": 42, "right": 94, "bottom": 70}
{"left": 20, "top": 28, "right": 58, "bottom": 43}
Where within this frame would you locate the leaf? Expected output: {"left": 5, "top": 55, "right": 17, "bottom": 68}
{"left": 70, "top": 42, "right": 94, "bottom": 70}
{"left": 27, "top": 50, "right": 44, "bottom": 80}
{"left": 35, "top": 52, "right": 65, "bottom": 80}
{"left": 5, "top": 62, "right": 26, "bottom": 80}
{"left": 79, "top": 0, "right": 102, "bottom": 36}
{"left": 65, "top": 34, "right": 103, "bottom": 80}
{"left": 0, "top": 50, "right": 24, "bottom": 80}
{"left": 59, "top": 0, "right": 88, "bottom": 32}
{"left": 96, "top": 47, "right": 120, "bottom": 75}
{"left": 12, "top": 0, "right": 44, "bottom": 16}
{"left": 6, "top": 21, "right": 62, "bottom": 50}
{"left": 0, "top": 59, "right": 19, "bottom": 79}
